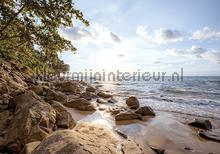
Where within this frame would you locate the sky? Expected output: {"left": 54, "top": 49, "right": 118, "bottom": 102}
{"left": 59, "top": 0, "right": 220, "bottom": 76}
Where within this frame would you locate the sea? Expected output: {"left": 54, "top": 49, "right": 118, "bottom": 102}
{"left": 90, "top": 76, "right": 220, "bottom": 119}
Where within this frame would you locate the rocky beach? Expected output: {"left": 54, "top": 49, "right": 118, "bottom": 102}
{"left": 0, "top": 59, "right": 220, "bottom": 154}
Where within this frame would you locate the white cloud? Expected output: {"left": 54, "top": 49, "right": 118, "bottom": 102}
{"left": 110, "top": 32, "right": 121, "bottom": 43}
{"left": 167, "top": 45, "right": 220, "bottom": 64}
{"left": 153, "top": 28, "right": 184, "bottom": 44}
{"left": 191, "top": 27, "right": 220, "bottom": 40}
{"left": 136, "top": 26, "right": 152, "bottom": 40}
{"left": 59, "top": 23, "right": 121, "bottom": 46}
{"left": 136, "top": 26, "right": 184, "bottom": 44}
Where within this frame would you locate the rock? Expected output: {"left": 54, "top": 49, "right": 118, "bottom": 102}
{"left": 86, "top": 86, "right": 96, "bottom": 92}
{"left": 115, "top": 111, "right": 143, "bottom": 121}
{"left": 0, "top": 105, "right": 8, "bottom": 111}
{"left": 29, "top": 85, "right": 43, "bottom": 95}
{"left": 56, "top": 81, "right": 79, "bottom": 93}
{"left": 126, "top": 96, "right": 139, "bottom": 109}
{"left": 121, "top": 139, "right": 143, "bottom": 154}
{"left": 46, "top": 89, "right": 67, "bottom": 104}
{"left": 188, "top": 119, "right": 212, "bottom": 130}
{"left": 20, "top": 141, "right": 41, "bottom": 154}
{"left": 7, "top": 141, "right": 21, "bottom": 153}
{"left": 97, "top": 91, "right": 112, "bottom": 98}
{"left": 50, "top": 101, "right": 75, "bottom": 129}
{"left": 0, "top": 137, "right": 6, "bottom": 153}
{"left": 150, "top": 146, "right": 165, "bottom": 154}
{"left": 0, "top": 110, "right": 10, "bottom": 132}
{"left": 199, "top": 129, "right": 220, "bottom": 142}
{"left": 135, "top": 106, "right": 155, "bottom": 116}
{"left": 32, "top": 124, "right": 143, "bottom": 154}
{"left": 5, "top": 91, "right": 56, "bottom": 150}
{"left": 97, "top": 98, "right": 108, "bottom": 104}
{"left": 24, "top": 78, "right": 36, "bottom": 85}
{"left": 64, "top": 98, "right": 96, "bottom": 111}
{"left": 80, "top": 91, "right": 92, "bottom": 100}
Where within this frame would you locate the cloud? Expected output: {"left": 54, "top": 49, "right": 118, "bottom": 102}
{"left": 136, "top": 26, "right": 184, "bottom": 44}
{"left": 191, "top": 27, "right": 220, "bottom": 40}
{"left": 167, "top": 45, "right": 220, "bottom": 64}
{"left": 110, "top": 32, "right": 121, "bottom": 43}
{"left": 59, "top": 27, "right": 92, "bottom": 41}
{"left": 136, "top": 26, "right": 152, "bottom": 40}
{"left": 153, "top": 28, "right": 184, "bottom": 44}
{"left": 59, "top": 23, "right": 121, "bottom": 46}
{"left": 117, "top": 54, "right": 125, "bottom": 57}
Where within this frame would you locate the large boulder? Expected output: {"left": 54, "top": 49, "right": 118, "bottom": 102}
{"left": 135, "top": 106, "right": 155, "bottom": 116}
{"left": 64, "top": 98, "right": 96, "bottom": 111}
{"left": 86, "top": 86, "right": 96, "bottom": 92}
{"left": 97, "top": 91, "right": 112, "bottom": 99}
{"left": 32, "top": 124, "right": 143, "bottom": 154}
{"left": 56, "top": 81, "right": 80, "bottom": 93}
{"left": 126, "top": 97, "right": 139, "bottom": 109}
{"left": 80, "top": 91, "right": 92, "bottom": 100}
{"left": 188, "top": 119, "right": 212, "bottom": 130}
{"left": 49, "top": 101, "right": 75, "bottom": 129}
{"left": 45, "top": 89, "right": 67, "bottom": 104}
{"left": 115, "top": 111, "right": 143, "bottom": 121}
{"left": 5, "top": 91, "right": 57, "bottom": 152}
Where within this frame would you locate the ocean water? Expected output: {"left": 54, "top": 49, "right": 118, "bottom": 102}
{"left": 92, "top": 76, "right": 220, "bottom": 119}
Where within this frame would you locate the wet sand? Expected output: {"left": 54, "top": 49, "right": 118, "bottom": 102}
{"left": 67, "top": 107, "right": 220, "bottom": 154}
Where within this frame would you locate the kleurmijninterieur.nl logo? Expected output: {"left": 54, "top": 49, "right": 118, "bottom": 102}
{"left": 37, "top": 68, "right": 184, "bottom": 82}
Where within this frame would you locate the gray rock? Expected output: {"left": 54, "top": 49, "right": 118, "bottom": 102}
{"left": 115, "top": 111, "right": 143, "bottom": 121}
{"left": 188, "top": 119, "right": 212, "bottom": 130}
{"left": 80, "top": 91, "right": 92, "bottom": 100}
{"left": 86, "top": 86, "right": 96, "bottom": 92}
{"left": 50, "top": 101, "right": 75, "bottom": 129}
{"left": 135, "top": 106, "right": 155, "bottom": 116}
{"left": 5, "top": 91, "right": 56, "bottom": 152}
{"left": 126, "top": 96, "right": 139, "bottom": 109}
{"left": 64, "top": 98, "right": 95, "bottom": 111}
{"left": 97, "top": 91, "right": 112, "bottom": 98}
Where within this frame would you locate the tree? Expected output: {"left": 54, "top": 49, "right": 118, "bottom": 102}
{"left": 0, "top": 0, "right": 89, "bottom": 74}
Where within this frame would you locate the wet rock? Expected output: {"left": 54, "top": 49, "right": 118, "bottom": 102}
{"left": 32, "top": 124, "right": 143, "bottom": 154}
{"left": 97, "top": 98, "right": 108, "bottom": 104}
{"left": 126, "top": 96, "right": 139, "bottom": 109}
{"left": 80, "top": 91, "right": 92, "bottom": 100}
{"left": 45, "top": 89, "right": 67, "bottom": 104}
{"left": 86, "top": 86, "right": 96, "bottom": 92}
{"left": 115, "top": 111, "right": 143, "bottom": 121}
{"left": 115, "top": 129, "right": 128, "bottom": 139}
{"left": 20, "top": 141, "right": 41, "bottom": 154}
{"left": 150, "top": 146, "right": 165, "bottom": 154}
{"left": 121, "top": 139, "right": 143, "bottom": 154}
{"left": 50, "top": 101, "right": 75, "bottom": 129}
{"left": 56, "top": 81, "right": 79, "bottom": 93}
{"left": 64, "top": 98, "right": 95, "bottom": 111}
{"left": 5, "top": 91, "right": 56, "bottom": 149}
{"left": 97, "top": 91, "right": 112, "bottom": 98}
{"left": 199, "top": 129, "right": 220, "bottom": 142}
{"left": 135, "top": 106, "right": 155, "bottom": 116}
{"left": 188, "top": 119, "right": 212, "bottom": 130}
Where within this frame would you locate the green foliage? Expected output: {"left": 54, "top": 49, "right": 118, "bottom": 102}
{"left": 0, "top": 0, "right": 89, "bottom": 74}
